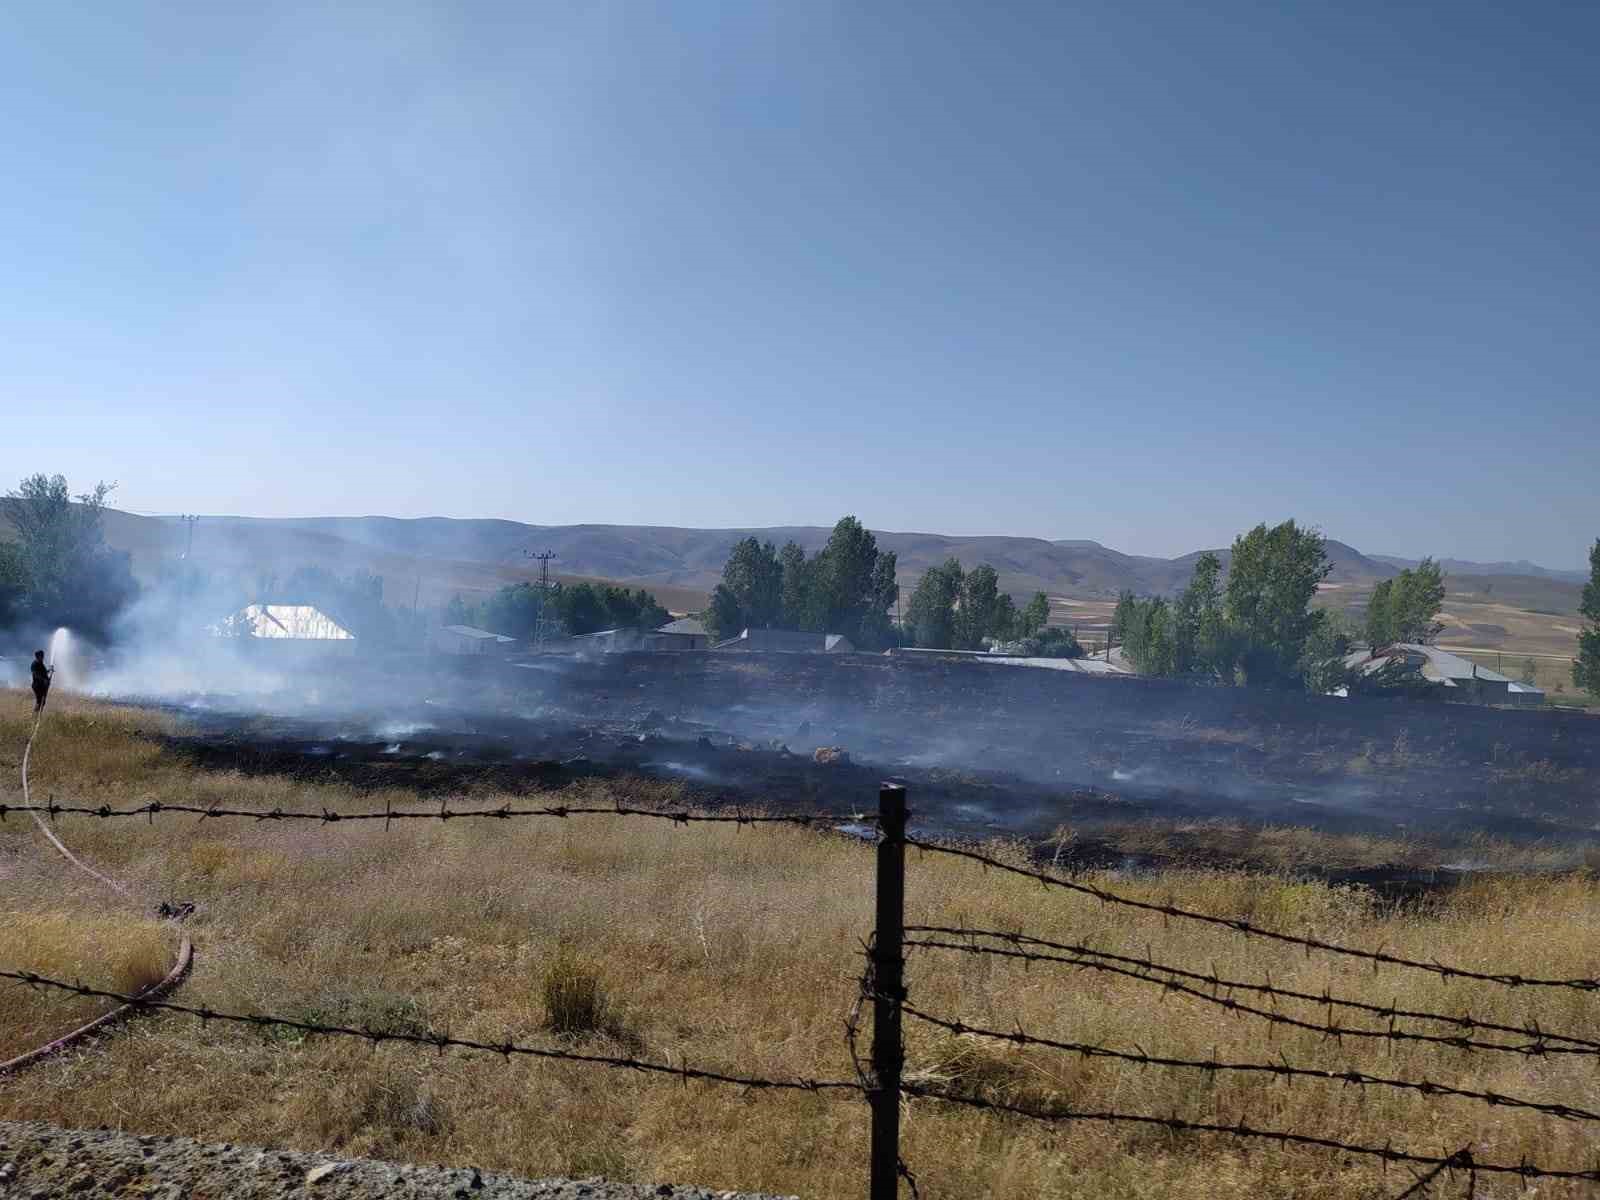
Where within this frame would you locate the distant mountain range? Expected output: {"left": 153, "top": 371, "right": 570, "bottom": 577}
{"left": 77, "top": 509, "right": 1583, "bottom": 611}
{"left": 1369, "top": 555, "right": 1587, "bottom": 585}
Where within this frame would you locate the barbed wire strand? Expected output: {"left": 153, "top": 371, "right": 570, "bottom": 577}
{"left": 0, "top": 799, "right": 871, "bottom": 829}
{"left": 904, "top": 837, "right": 1600, "bottom": 992}
{"left": 893, "top": 1000, "right": 1600, "bottom": 1122}
{"left": 1, "top": 967, "right": 864, "bottom": 1098}
{"left": 907, "top": 924, "right": 1600, "bottom": 1052}
{"left": 904, "top": 937, "right": 1593, "bottom": 1058}
{"left": 1385, "top": 1149, "right": 1475, "bottom": 1200}
{"left": 898, "top": 1084, "right": 1593, "bottom": 1183}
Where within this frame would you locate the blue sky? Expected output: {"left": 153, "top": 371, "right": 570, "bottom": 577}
{"left": 2, "top": 2, "right": 1595, "bottom": 567}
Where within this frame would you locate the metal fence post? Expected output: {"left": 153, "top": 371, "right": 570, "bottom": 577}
{"left": 870, "top": 783, "right": 908, "bottom": 1200}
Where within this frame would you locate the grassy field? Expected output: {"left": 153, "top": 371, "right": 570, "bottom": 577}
{"left": 5, "top": 695, "right": 1600, "bottom": 1197}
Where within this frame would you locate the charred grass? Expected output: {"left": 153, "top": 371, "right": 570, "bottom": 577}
{"left": 4, "top": 694, "right": 1600, "bottom": 1197}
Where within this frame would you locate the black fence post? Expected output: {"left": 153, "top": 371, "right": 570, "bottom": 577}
{"left": 870, "top": 782, "right": 908, "bottom": 1200}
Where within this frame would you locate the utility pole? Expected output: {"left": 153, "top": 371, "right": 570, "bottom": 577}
{"left": 525, "top": 550, "right": 558, "bottom": 652}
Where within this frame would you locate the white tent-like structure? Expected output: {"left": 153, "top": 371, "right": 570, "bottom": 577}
{"left": 209, "top": 604, "right": 357, "bottom": 654}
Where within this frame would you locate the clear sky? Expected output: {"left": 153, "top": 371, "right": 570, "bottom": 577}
{"left": 2, "top": 2, "right": 1595, "bottom": 567}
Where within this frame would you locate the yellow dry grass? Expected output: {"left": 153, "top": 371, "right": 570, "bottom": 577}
{"left": 4, "top": 693, "right": 1600, "bottom": 1198}
{"left": 0, "top": 912, "right": 173, "bottom": 1061}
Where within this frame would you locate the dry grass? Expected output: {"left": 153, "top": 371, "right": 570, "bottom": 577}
{"left": 4, "top": 693, "right": 1600, "bottom": 1197}
{"left": 1, "top": 911, "right": 174, "bottom": 1060}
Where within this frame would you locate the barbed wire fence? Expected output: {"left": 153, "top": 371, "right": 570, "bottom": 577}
{"left": 6, "top": 785, "right": 1600, "bottom": 1197}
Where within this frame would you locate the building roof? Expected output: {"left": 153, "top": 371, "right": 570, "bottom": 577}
{"left": 1344, "top": 643, "right": 1517, "bottom": 688}
{"left": 713, "top": 628, "right": 832, "bottom": 652}
{"left": 657, "top": 617, "right": 707, "bottom": 637}
{"left": 212, "top": 604, "right": 354, "bottom": 640}
{"left": 441, "top": 624, "right": 515, "bottom": 644}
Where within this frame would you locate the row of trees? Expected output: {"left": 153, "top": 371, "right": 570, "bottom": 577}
{"left": 451, "top": 581, "right": 669, "bottom": 640}
{"left": 0, "top": 475, "right": 138, "bottom": 640}
{"left": 903, "top": 561, "right": 1071, "bottom": 653}
{"left": 702, "top": 518, "right": 899, "bottom": 648}
{"left": 1113, "top": 521, "right": 1361, "bottom": 692}
{"left": 1577, "top": 539, "right": 1600, "bottom": 700}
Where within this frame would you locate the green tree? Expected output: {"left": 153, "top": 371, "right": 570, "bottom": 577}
{"left": 1121, "top": 596, "right": 1176, "bottom": 676}
{"left": 1521, "top": 657, "right": 1539, "bottom": 686}
{"left": 778, "top": 541, "right": 814, "bottom": 630}
{"left": 1019, "top": 625, "right": 1083, "bottom": 659}
{"left": 0, "top": 540, "right": 24, "bottom": 628}
{"left": 1110, "top": 590, "right": 1137, "bottom": 646}
{"left": 1173, "top": 551, "right": 1228, "bottom": 678}
{"left": 992, "top": 594, "right": 1019, "bottom": 643}
{"left": 1019, "top": 592, "right": 1050, "bottom": 639}
{"left": 954, "top": 564, "right": 1001, "bottom": 649}
{"left": 811, "top": 517, "right": 884, "bottom": 643}
{"left": 2, "top": 474, "right": 137, "bottom": 639}
{"left": 906, "top": 559, "right": 962, "bottom": 649}
{"left": 1299, "top": 608, "right": 1357, "bottom": 695}
{"left": 703, "top": 584, "right": 744, "bottom": 642}
{"left": 1224, "top": 520, "right": 1333, "bottom": 689}
{"left": 550, "top": 582, "right": 669, "bottom": 634}
{"left": 722, "top": 537, "right": 783, "bottom": 629}
{"left": 858, "top": 549, "right": 900, "bottom": 650}
{"left": 1367, "top": 558, "right": 1445, "bottom": 646}
{"left": 1575, "top": 539, "right": 1600, "bottom": 700}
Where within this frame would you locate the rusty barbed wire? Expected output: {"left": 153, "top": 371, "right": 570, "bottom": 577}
{"left": 1, "top": 966, "right": 866, "bottom": 1099}
{"left": 907, "top": 924, "right": 1600, "bottom": 1052}
{"left": 897, "top": 1083, "right": 1598, "bottom": 1183}
{"left": 1386, "top": 1149, "right": 1475, "bottom": 1200}
{"left": 0, "top": 799, "right": 872, "bottom": 829}
{"left": 904, "top": 936, "right": 1598, "bottom": 1058}
{"left": 904, "top": 837, "right": 1600, "bottom": 992}
{"left": 892, "top": 999, "right": 1600, "bottom": 1122}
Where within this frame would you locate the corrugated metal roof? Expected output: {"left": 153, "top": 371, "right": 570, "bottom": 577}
{"left": 442, "top": 625, "right": 514, "bottom": 643}
{"left": 657, "top": 617, "right": 707, "bottom": 636}
{"left": 212, "top": 604, "right": 354, "bottom": 640}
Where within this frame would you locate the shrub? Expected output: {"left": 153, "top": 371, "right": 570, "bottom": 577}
{"left": 541, "top": 946, "right": 610, "bottom": 1037}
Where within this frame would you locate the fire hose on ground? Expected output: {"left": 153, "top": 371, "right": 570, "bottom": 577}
{"left": 2, "top": 697, "right": 195, "bottom": 1076}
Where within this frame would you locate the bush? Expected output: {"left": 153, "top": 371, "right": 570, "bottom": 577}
{"left": 541, "top": 946, "right": 610, "bottom": 1037}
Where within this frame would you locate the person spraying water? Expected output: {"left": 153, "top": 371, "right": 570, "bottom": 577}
{"left": 30, "top": 650, "right": 53, "bottom": 713}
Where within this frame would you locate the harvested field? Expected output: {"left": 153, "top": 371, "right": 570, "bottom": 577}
{"left": 5, "top": 695, "right": 1600, "bottom": 1197}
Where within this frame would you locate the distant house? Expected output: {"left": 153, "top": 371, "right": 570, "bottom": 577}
{"left": 1339, "top": 643, "right": 1544, "bottom": 707}
{"left": 712, "top": 629, "right": 853, "bottom": 653}
{"left": 655, "top": 617, "right": 710, "bottom": 650}
{"left": 432, "top": 624, "right": 516, "bottom": 656}
{"left": 208, "top": 604, "right": 357, "bottom": 658}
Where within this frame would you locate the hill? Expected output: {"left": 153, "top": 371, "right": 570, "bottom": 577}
{"left": 20, "top": 511, "right": 1580, "bottom": 646}
{"left": 113, "top": 516, "right": 1404, "bottom": 605}
{"left": 1371, "top": 554, "right": 1587, "bottom": 584}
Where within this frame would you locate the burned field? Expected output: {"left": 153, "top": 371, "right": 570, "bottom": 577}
{"left": 153, "top": 651, "right": 1600, "bottom": 861}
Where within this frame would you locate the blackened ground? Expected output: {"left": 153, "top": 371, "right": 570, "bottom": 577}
{"left": 142, "top": 651, "right": 1600, "bottom": 863}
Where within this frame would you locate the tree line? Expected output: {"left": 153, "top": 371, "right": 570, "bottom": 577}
{"left": 1111, "top": 522, "right": 1466, "bottom": 694}
{"left": 450, "top": 581, "right": 669, "bottom": 640}
{"left": 700, "top": 517, "right": 900, "bottom": 648}
{"left": 904, "top": 561, "right": 1076, "bottom": 655}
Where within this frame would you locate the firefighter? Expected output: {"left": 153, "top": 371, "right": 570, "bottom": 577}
{"left": 30, "top": 650, "right": 53, "bottom": 714}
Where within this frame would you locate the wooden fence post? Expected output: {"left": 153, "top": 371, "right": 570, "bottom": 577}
{"left": 870, "top": 783, "right": 908, "bottom": 1199}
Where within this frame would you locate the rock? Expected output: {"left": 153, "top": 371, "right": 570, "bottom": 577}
{"left": 812, "top": 746, "right": 850, "bottom": 766}
{"left": 305, "top": 1161, "right": 352, "bottom": 1185}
